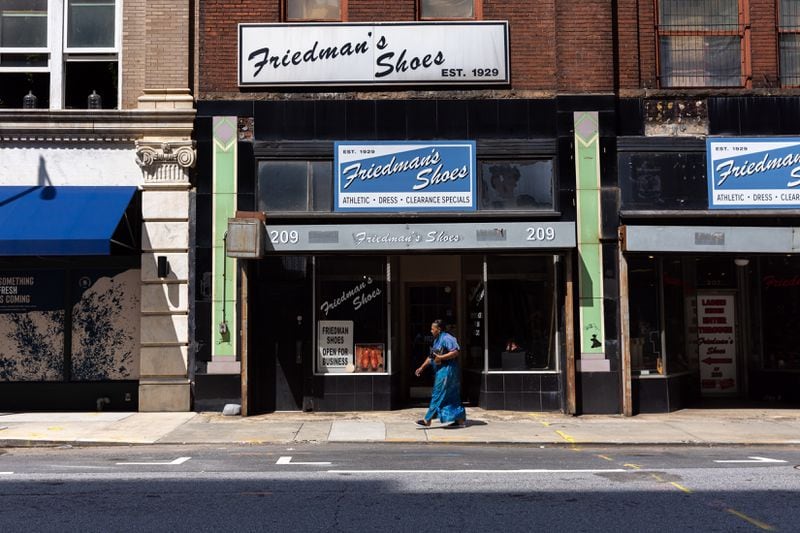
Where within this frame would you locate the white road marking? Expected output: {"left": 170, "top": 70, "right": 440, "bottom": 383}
{"left": 116, "top": 457, "right": 191, "bottom": 466}
{"left": 327, "top": 468, "right": 628, "bottom": 474}
{"left": 276, "top": 456, "right": 332, "bottom": 466}
{"left": 714, "top": 457, "right": 787, "bottom": 464}
{"left": 0, "top": 472, "right": 13, "bottom": 475}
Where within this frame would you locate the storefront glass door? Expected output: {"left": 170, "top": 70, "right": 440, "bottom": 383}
{"left": 406, "top": 284, "right": 457, "bottom": 402}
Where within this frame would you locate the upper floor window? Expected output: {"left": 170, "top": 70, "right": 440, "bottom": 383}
{"left": 419, "top": 0, "right": 481, "bottom": 20}
{"left": 285, "top": 0, "right": 344, "bottom": 21}
{"left": 779, "top": 0, "right": 800, "bottom": 86}
{"left": 0, "top": 0, "right": 120, "bottom": 109}
{"left": 656, "top": 0, "right": 747, "bottom": 88}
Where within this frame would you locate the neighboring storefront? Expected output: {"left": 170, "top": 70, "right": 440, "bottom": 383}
{"left": 0, "top": 0, "right": 196, "bottom": 411}
{"left": 617, "top": 98, "right": 800, "bottom": 412}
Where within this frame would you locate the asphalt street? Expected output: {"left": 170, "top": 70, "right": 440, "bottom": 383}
{"left": 1, "top": 444, "right": 799, "bottom": 532}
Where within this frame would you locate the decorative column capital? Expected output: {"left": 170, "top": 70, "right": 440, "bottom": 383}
{"left": 135, "top": 140, "right": 196, "bottom": 189}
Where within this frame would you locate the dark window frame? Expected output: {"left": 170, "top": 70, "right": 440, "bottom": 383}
{"left": 417, "top": 0, "right": 482, "bottom": 20}
{"left": 283, "top": 0, "right": 348, "bottom": 22}
{"left": 654, "top": 0, "right": 751, "bottom": 89}
{"left": 778, "top": 0, "right": 800, "bottom": 87}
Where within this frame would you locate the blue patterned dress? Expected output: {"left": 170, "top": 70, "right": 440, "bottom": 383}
{"left": 424, "top": 331, "right": 467, "bottom": 423}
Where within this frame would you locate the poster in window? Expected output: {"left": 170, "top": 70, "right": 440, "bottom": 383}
{"left": 70, "top": 269, "right": 140, "bottom": 381}
{"left": 697, "top": 293, "right": 737, "bottom": 395}
{"left": 318, "top": 320, "right": 354, "bottom": 373}
{"left": 0, "top": 270, "right": 65, "bottom": 381}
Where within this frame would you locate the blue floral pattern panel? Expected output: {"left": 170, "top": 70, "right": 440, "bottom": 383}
{"left": 0, "top": 270, "right": 65, "bottom": 381}
{"left": 70, "top": 269, "right": 140, "bottom": 381}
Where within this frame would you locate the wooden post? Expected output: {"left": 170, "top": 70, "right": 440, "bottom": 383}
{"left": 618, "top": 227, "right": 633, "bottom": 417}
{"left": 239, "top": 260, "right": 250, "bottom": 417}
{"left": 565, "top": 254, "right": 576, "bottom": 415}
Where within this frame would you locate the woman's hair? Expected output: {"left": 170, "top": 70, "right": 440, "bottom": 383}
{"left": 431, "top": 319, "right": 445, "bottom": 330}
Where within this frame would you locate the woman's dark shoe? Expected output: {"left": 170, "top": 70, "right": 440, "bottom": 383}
{"left": 416, "top": 419, "right": 431, "bottom": 427}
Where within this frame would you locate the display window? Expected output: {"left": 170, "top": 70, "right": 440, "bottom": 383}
{"left": 0, "top": 266, "right": 139, "bottom": 382}
{"left": 315, "top": 256, "right": 388, "bottom": 374}
{"left": 759, "top": 256, "right": 800, "bottom": 370}
{"left": 257, "top": 157, "right": 556, "bottom": 216}
{"left": 479, "top": 160, "right": 554, "bottom": 211}
{"left": 485, "top": 255, "right": 559, "bottom": 372}
{"left": 628, "top": 255, "right": 695, "bottom": 376}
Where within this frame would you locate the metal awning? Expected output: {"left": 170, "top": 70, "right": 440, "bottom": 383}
{"left": 227, "top": 221, "right": 577, "bottom": 256}
{"left": 621, "top": 225, "right": 800, "bottom": 253}
{"left": 0, "top": 186, "right": 137, "bottom": 255}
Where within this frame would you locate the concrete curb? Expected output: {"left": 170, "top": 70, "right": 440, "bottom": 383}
{"left": 2, "top": 438, "right": 799, "bottom": 448}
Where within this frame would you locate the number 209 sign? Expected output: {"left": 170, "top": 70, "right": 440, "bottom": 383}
{"left": 239, "top": 22, "right": 509, "bottom": 87}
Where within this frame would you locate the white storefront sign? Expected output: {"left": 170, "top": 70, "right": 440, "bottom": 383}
{"left": 239, "top": 22, "right": 509, "bottom": 86}
{"left": 697, "top": 293, "right": 737, "bottom": 395}
{"left": 317, "top": 320, "right": 354, "bottom": 373}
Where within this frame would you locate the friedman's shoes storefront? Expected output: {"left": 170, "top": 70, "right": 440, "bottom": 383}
{"left": 233, "top": 221, "right": 575, "bottom": 414}
{"left": 213, "top": 135, "right": 579, "bottom": 414}
{"left": 193, "top": 20, "right": 616, "bottom": 415}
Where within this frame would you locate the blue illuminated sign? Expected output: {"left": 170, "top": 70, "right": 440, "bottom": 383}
{"left": 334, "top": 141, "right": 476, "bottom": 212}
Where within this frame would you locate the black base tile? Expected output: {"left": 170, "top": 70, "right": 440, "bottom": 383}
{"left": 522, "top": 373, "right": 541, "bottom": 392}
{"left": 355, "top": 376, "right": 373, "bottom": 394}
{"left": 503, "top": 373, "right": 523, "bottom": 393}
{"left": 541, "top": 391, "right": 561, "bottom": 412}
{"left": 504, "top": 392, "right": 523, "bottom": 411}
{"left": 354, "top": 394, "right": 373, "bottom": 411}
{"left": 521, "top": 393, "right": 542, "bottom": 411}
{"left": 481, "top": 391, "right": 504, "bottom": 410}
{"left": 541, "top": 373, "right": 560, "bottom": 393}
{"left": 334, "top": 394, "right": 355, "bottom": 412}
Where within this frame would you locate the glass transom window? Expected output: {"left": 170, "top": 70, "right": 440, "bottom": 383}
{"left": 419, "top": 0, "right": 475, "bottom": 19}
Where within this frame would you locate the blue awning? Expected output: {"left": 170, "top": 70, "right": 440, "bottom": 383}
{"left": 0, "top": 186, "right": 137, "bottom": 256}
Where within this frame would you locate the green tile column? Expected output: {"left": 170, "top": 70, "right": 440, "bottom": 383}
{"left": 207, "top": 116, "right": 240, "bottom": 374}
{"left": 574, "top": 112, "right": 607, "bottom": 369}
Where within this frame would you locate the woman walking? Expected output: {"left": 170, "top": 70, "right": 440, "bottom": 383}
{"left": 415, "top": 319, "right": 467, "bottom": 428}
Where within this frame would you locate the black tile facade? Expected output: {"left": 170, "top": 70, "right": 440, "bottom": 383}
{"left": 375, "top": 100, "right": 407, "bottom": 139}
{"left": 314, "top": 100, "right": 347, "bottom": 139}
{"left": 346, "top": 100, "right": 376, "bottom": 139}
{"left": 497, "top": 99, "right": 529, "bottom": 138}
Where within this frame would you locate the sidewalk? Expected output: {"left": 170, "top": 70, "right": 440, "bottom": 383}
{"left": 1, "top": 408, "right": 799, "bottom": 447}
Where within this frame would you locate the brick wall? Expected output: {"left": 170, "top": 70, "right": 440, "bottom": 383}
{"left": 145, "top": 0, "right": 191, "bottom": 89}
{"left": 122, "top": 0, "right": 146, "bottom": 108}
{"left": 555, "top": 0, "right": 614, "bottom": 92}
{"left": 750, "top": 0, "right": 778, "bottom": 88}
{"left": 199, "top": 0, "right": 612, "bottom": 98}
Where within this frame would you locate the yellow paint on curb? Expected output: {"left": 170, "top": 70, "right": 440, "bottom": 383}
{"left": 555, "top": 430, "right": 576, "bottom": 443}
{"left": 539, "top": 421, "right": 551, "bottom": 427}
{"left": 650, "top": 473, "right": 664, "bottom": 482}
{"left": 623, "top": 463, "right": 642, "bottom": 470}
{"left": 670, "top": 482, "right": 692, "bottom": 494}
{"left": 47, "top": 427, "right": 64, "bottom": 431}
{"left": 726, "top": 509, "right": 775, "bottom": 531}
